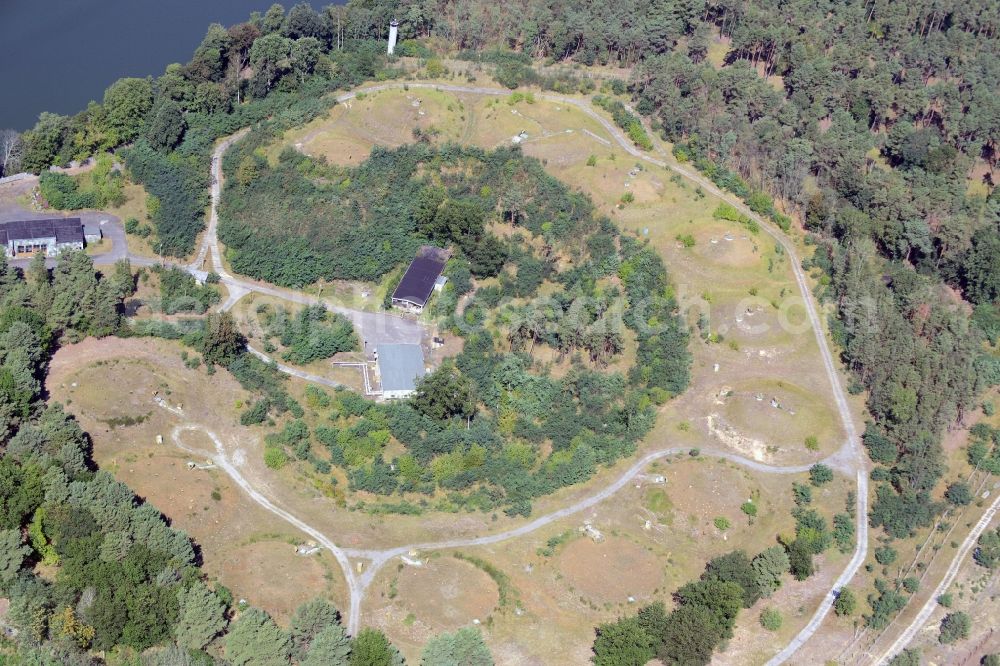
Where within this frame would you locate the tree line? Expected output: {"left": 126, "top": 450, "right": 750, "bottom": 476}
{"left": 614, "top": 1, "right": 999, "bottom": 551}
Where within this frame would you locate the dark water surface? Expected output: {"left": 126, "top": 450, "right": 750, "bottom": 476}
{"left": 0, "top": 0, "right": 282, "bottom": 129}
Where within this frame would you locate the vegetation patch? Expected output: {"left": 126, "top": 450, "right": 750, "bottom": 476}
{"left": 98, "top": 411, "right": 151, "bottom": 429}
{"left": 256, "top": 303, "right": 358, "bottom": 364}
{"left": 592, "top": 95, "right": 652, "bottom": 150}
{"left": 452, "top": 552, "right": 517, "bottom": 612}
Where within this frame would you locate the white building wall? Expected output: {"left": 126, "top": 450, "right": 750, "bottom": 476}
{"left": 388, "top": 21, "right": 399, "bottom": 55}
{"left": 4, "top": 239, "right": 84, "bottom": 258}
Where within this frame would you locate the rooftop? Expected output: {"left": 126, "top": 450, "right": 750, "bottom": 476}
{"left": 377, "top": 343, "right": 426, "bottom": 393}
{"left": 392, "top": 245, "right": 449, "bottom": 308}
{"left": 0, "top": 217, "right": 84, "bottom": 245}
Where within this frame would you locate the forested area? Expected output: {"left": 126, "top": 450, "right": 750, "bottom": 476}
{"left": 218, "top": 140, "right": 583, "bottom": 286}
{"left": 255, "top": 0, "right": 994, "bottom": 535}
{"left": 3, "top": 1, "right": 997, "bottom": 660}
{"left": 620, "top": 1, "right": 999, "bottom": 544}
{"left": 591, "top": 545, "right": 789, "bottom": 666}
{"left": 612, "top": 0, "right": 997, "bottom": 648}
{"left": 0, "top": 250, "right": 491, "bottom": 666}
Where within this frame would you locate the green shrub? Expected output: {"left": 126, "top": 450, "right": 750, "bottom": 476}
{"left": 39, "top": 171, "right": 97, "bottom": 209}
{"left": 874, "top": 545, "right": 898, "bottom": 566}
{"left": 944, "top": 481, "right": 973, "bottom": 506}
{"left": 713, "top": 203, "right": 741, "bottom": 222}
{"left": 263, "top": 447, "right": 288, "bottom": 470}
{"left": 834, "top": 588, "right": 856, "bottom": 616}
{"left": 592, "top": 95, "right": 652, "bottom": 150}
{"left": 938, "top": 611, "right": 971, "bottom": 644}
{"left": 240, "top": 399, "right": 270, "bottom": 426}
{"left": 760, "top": 607, "right": 782, "bottom": 631}
{"left": 809, "top": 463, "right": 833, "bottom": 486}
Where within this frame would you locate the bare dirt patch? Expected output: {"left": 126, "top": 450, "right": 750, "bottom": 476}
{"left": 365, "top": 555, "right": 499, "bottom": 659}
{"left": 689, "top": 224, "right": 762, "bottom": 268}
{"left": 214, "top": 540, "right": 341, "bottom": 624}
{"left": 558, "top": 536, "right": 663, "bottom": 605}
{"left": 704, "top": 379, "right": 841, "bottom": 462}
{"left": 46, "top": 337, "right": 350, "bottom": 619}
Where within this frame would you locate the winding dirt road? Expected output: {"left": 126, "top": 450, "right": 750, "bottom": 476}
{"left": 145, "top": 83, "right": 868, "bottom": 653}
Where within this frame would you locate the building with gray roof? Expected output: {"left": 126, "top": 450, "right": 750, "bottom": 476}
{"left": 391, "top": 245, "right": 449, "bottom": 313}
{"left": 375, "top": 343, "right": 426, "bottom": 399}
{"left": 0, "top": 217, "right": 85, "bottom": 258}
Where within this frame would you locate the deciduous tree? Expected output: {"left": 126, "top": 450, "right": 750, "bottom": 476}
{"left": 102, "top": 78, "right": 153, "bottom": 144}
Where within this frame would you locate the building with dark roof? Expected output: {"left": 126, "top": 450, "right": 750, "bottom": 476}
{"left": 391, "top": 245, "right": 449, "bottom": 313}
{"left": 0, "top": 217, "right": 85, "bottom": 258}
{"left": 375, "top": 343, "right": 426, "bottom": 399}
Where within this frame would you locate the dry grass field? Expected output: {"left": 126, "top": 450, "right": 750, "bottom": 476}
{"left": 43, "top": 334, "right": 858, "bottom": 663}
{"left": 899, "top": 512, "right": 1000, "bottom": 664}
{"left": 365, "top": 556, "right": 501, "bottom": 657}
{"left": 791, "top": 400, "right": 1000, "bottom": 665}
{"left": 46, "top": 337, "right": 350, "bottom": 622}
{"left": 367, "top": 457, "right": 856, "bottom": 664}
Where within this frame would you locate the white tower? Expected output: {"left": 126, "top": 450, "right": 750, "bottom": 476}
{"left": 387, "top": 20, "right": 399, "bottom": 55}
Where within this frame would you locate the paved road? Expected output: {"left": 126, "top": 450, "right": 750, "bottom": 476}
{"left": 246, "top": 344, "right": 344, "bottom": 390}
{"left": 871, "top": 492, "right": 1000, "bottom": 664}
{"left": 217, "top": 276, "right": 423, "bottom": 345}
{"left": 150, "top": 83, "right": 868, "bottom": 642}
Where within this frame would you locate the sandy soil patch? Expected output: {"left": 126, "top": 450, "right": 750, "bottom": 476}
{"left": 46, "top": 337, "right": 350, "bottom": 619}
{"left": 558, "top": 536, "right": 663, "bottom": 605}
{"left": 214, "top": 540, "right": 340, "bottom": 624}
{"left": 365, "top": 555, "right": 499, "bottom": 658}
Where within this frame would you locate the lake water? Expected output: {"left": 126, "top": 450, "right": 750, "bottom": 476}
{"left": 0, "top": 0, "right": 290, "bottom": 130}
